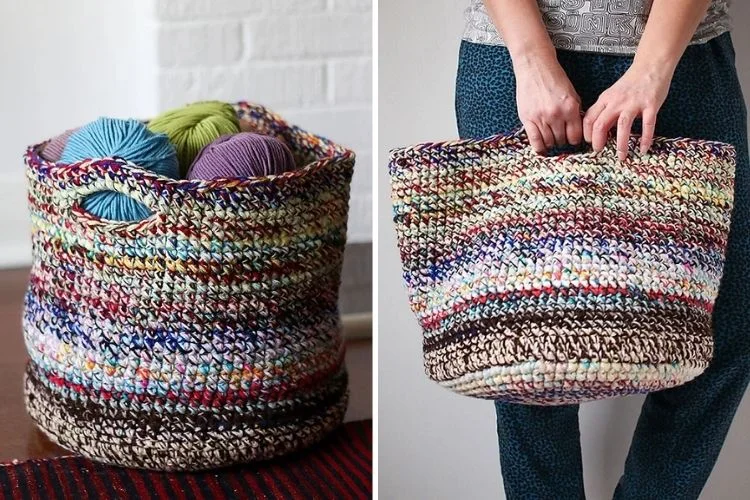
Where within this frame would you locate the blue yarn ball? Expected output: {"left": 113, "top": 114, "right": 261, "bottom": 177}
{"left": 61, "top": 118, "right": 179, "bottom": 222}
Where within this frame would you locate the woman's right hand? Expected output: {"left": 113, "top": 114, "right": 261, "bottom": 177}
{"left": 513, "top": 51, "right": 583, "bottom": 154}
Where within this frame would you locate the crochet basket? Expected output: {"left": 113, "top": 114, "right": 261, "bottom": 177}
{"left": 389, "top": 132, "right": 735, "bottom": 405}
{"left": 22, "top": 102, "right": 355, "bottom": 470}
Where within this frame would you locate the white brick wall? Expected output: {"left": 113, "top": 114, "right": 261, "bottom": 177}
{"left": 0, "top": 0, "right": 371, "bottom": 268}
{"left": 154, "top": 0, "right": 373, "bottom": 242}
{"left": 0, "top": 1, "right": 158, "bottom": 268}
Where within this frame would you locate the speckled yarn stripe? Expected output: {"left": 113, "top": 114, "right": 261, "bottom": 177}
{"left": 389, "top": 133, "right": 735, "bottom": 405}
{"left": 22, "top": 102, "right": 355, "bottom": 470}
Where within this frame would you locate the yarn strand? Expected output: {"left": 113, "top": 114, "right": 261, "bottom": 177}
{"left": 187, "top": 132, "right": 296, "bottom": 180}
{"left": 61, "top": 118, "right": 179, "bottom": 222}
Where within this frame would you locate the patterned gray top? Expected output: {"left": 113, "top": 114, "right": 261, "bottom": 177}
{"left": 463, "top": 0, "right": 731, "bottom": 54}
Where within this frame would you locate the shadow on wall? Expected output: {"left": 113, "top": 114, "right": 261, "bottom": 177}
{"left": 340, "top": 243, "right": 373, "bottom": 315}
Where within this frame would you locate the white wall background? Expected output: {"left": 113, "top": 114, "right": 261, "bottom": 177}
{"left": 0, "top": 0, "right": 372, "bottom": 268}
{"left": 0, "top": 1, "right": 157, "bottom": 267}
{"left": 154, "top": 0, "right": 372, "bottom": 243}
{"left": 378, "top": 1, "right": 750, "bottom": 499}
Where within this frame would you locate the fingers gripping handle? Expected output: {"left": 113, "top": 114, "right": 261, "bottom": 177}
{"left": 510, "top": 125, "right": 596, "bottom": 156}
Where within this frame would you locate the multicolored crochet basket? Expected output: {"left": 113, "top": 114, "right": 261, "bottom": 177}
{"left": 22, "top": 102, "right": 355, "bottom": 470}
{"left": 389, "top": 132, "right": 735, "bottom": 405}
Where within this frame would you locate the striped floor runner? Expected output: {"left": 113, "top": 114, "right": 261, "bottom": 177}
{"left": 0, "top": 420, "right": 371, "bottom": 499}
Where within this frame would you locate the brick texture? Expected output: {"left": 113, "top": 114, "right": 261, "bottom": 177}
{"left": 155, "top": 0, "right": 264, "bottom": 21}
{"left": 158, "top": 22, "right": 244, "bottom": 67}
{"left": 154, "top": 0, "right": 372, "bottom": 242}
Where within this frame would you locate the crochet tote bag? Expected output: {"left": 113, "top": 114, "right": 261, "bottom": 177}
{"left": 389, "top": 132, "right": 735, "bottom": 405}
{"left": 23, "top": 102, "right": 354, "bottom": 470}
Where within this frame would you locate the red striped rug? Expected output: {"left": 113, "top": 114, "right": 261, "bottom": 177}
{"left": 0, "top": 420, "right": 371, "bottom": 500}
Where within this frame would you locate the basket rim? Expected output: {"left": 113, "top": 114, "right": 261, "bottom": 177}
{"left": 25, "top": 101, "right": 356, "bottom": 191}
{"left": 388, "top": 131, "right": 737, "bottom": 163}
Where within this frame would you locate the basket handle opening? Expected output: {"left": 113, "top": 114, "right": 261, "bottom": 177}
{"left": 510, "top": 122, "right": 598, "bottom": 156}
{"left": 76, "top": 191, "right": 155, "bottom": 223}
{"left": 52, "top": 158, "right": 170, "bottom": 227}
{"left": 509, "top": 110, "right": 641, "bottom": 157}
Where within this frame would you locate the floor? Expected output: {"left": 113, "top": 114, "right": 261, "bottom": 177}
{"left": 0, "top": 268, "right": 64, "bottom": 459}
{"left": 0, "top": 268, "right": 372, "bottom": 462}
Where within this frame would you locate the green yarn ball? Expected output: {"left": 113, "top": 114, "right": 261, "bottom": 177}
{"left": 147, "top": 101, "right": 240, "bottom": 176}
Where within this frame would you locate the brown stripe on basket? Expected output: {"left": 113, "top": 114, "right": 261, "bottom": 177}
{"left": 25, "top": 371, "right": 350, "bottom": 471}
{"left": 423, "top": 319, "right": 713, "bottom": 382}
{"left": 26, "top": 366, "right": 349, "bottom": 432}
{"left": 423, "top": 306, "right": 713, "bottom": 352}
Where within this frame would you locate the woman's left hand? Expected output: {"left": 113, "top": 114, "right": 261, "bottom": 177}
{"left": 583, "top": 61, "right": 673, "bottom": 160}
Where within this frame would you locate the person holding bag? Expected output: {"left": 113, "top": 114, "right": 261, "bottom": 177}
{"left": 455, "top": 1, "right": 748, "bottom": 498}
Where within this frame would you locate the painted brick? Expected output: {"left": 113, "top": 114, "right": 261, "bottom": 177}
{"left": 155, "top": 0, "right": 264, "bottom": 21}
{"left": 151, "top": 0, "right": 372, "bottom": 243}
{"left": 159, "top": 62, "right": 327, "bottom": 109}
{"left": 158, "top": 22, "right": 243, "bottom": 67}
{"left": 270, "top": 0, "right": 327, "bottom": 12}
{"left": 332, "top": 0, "right": 372, "bottom": 12}
{"left": 246, "top": 13, "right": 371, "bottom": 59}
{"left": 282, "top": 107, "right": 371, "bottom": 151}
{"left": 330, "top": 58, "right": 372, "bottom": 104}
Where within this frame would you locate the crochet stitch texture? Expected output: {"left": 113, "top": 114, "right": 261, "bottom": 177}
{"left": 22, "top": 102, "right": 355, "bottom": 470}
{"left": 390, "top": 133, "right": 735, "bottom": 404}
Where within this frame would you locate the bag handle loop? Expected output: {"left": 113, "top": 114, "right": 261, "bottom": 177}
{"left": 52, "top": 157, "right": 171, "bottom": 226}
{"left": 509, "top": 112, "right": 606, "bottom": 156}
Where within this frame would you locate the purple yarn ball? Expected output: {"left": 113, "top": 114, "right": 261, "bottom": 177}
{"left": 41, "top": 128, "right": 79, "bottom": 162}
{"left": 187, "top": 132, "right": 296, "bottom": 180}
